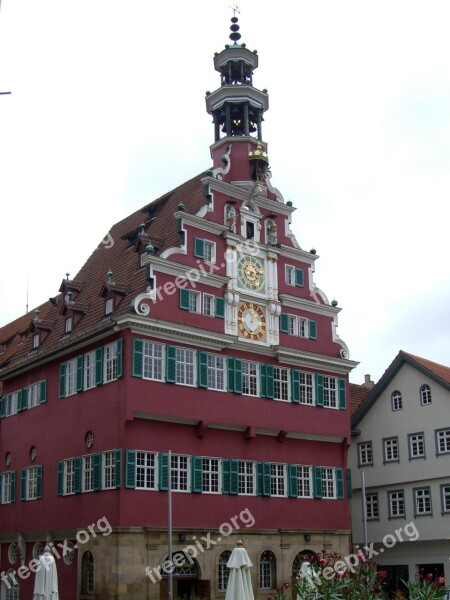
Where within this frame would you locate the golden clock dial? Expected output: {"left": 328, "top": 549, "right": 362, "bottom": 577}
{"left": 237, "top": 302, "right": 266, "bottom": 341}
{"left": 237, "top": 254, "right": 266, "bottom": 292}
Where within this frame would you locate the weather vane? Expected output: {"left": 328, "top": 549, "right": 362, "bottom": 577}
{"left": 230, "top": 2, "right": 240, "bottom": 17}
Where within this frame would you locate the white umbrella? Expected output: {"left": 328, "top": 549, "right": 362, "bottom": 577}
{"left": 225, "top": 541, "right": 254, "bottom": 600}
{"left": 33, "top": 546, "right": 59, "bottom": 600}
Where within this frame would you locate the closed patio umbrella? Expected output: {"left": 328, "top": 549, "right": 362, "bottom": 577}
{"left": 33, "top": 546, "right": 59, "bottom": 600}
{"left": 225, "top": 540, "right": 254, "bottom": 600}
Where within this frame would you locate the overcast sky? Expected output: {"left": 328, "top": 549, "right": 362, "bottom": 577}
{"left": 1, "top": 1, "right": 449, "bottom": 384}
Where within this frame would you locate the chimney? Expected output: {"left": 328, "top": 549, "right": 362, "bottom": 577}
{"left": 362, "top": 374, "right": 375, "bottom": 389}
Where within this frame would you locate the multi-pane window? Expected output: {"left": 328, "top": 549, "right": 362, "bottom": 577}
{"left": 299, "top": 372, "right": 314, "bottom": 404}
{"left": 270, "top": 464, "right": 286, "bottom": 497}
{"left": 207, "top": 354, "right": 226, "bottom": 391}
{"left": 298, "top": 318, "right": 308, "bottom": 338}
{"left": 84, "top": 351, "right": 96, "bottom": 389}
{"left": 28, "top": 383, "right": 40, "bottom": 408}
{"left": 64, "top": 459, "right": 76, "bottom": 495}
{"left": 366, "top": 493, "right": 379, "bottom": 519}
{"left": 441, "top": 485, "right": 450, "bottom": 513}
{"left": 204, "top": 241, "right": 215, "bottom": 263}
{"left": 5, "top": 569, "right": 19, "bottom": 600}
{"left": 388, "top": 490, "right": 405, "bottom": 518}
{"left": 242, "top": 361, "right": 258, "bottom": 396}
{"left": 321, "top": 468, "right": 336, "bottom": 498}
{"left": 5, "top": 392, "right": 19, "bottom": 416}
{"left": 143, "top": 342, "right": 164, "bottom": 381}
{"left": 105, "top": 298, "right": 114, "bottom": 315}
{"left": 82, "top": 455, "right": 94, "bottom": 492}
{"left": 287, "top": 315, "right": 296, "bottom": 335}
{"left": 414, "top": 487, "right": 432, "bottom": 516}
{"left": 297, "top": 466, "right": 312, "bottom": 498}
{"left": 81, "top": 551, "right": 94, "bottom": 595}
{"left": 218, "top": 551, "right": 231, "bottom": 592}
{"left": 32, "top": 333, "right": 40, "bottom": 349}
{"left": 409, "top": 433, "right": 425, "bottom": 459}
{"left": 285, "top": 265, "right": 295, "bottom": 286}
{"left": 358, "top": 442, "right": 373, "bottom": 466}
{"left": 259, "top": 551, "right": 276, "bottom": 589}
{"left": 436, "top": 429, "right": 450, "bottom": 454}
{"left": 323, "top": 377, "right": 337, "bottom": 408}
{"left": 103, "top": 451, "right": 116, "bottom": 490}
{"left": 384, "top": 437, "right": 399, "bottom": 462}
{"left": 65, "top": 316, "right": 73, "bottom": 334}
{"left": 1, "top": 472, "right": 14, "bottom": 504}
{"left": 104, "top": 342, "right": 118, "bottom": 382}
{"left": 189, "top": 291, "right": 201, "bottom": 313}
{"left": 202, "top": 458, "right": 220, "bottom": 493}
{"left": 65, "top": 358, "right": 77, "bottom": 396}
{"left": 136, "top": 452, "right": 157, "bottom": 489}
{"left": 273, "top": 368, "right": 289, "bottom": 401}
{"left": 238, "top": 461, "right": 255, "bottom": 495}
{"left": 25, "top": 466, "right": 39, "bottom": 500}
{"left": 420, "top": 384, "right": 432, "bottom": 405}
{"left": 171, "top": 455, "right": 189, "bottom": 492}
{"left": 203, "top": 294, "right": 214, "bottom": 317}
{"left": 176, "top": 348, "right": 195, "bottom": 386}
{"left": 391, "top": 390, "right": 402, "bottom": 411}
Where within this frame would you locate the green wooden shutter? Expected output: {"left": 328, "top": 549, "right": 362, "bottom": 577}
{"left": 166, "top": 346, "right": 177, "bottom": 383}
{"left": 16, "top": 390, "right": 22, "bottom": 413}
{"left": 74, "top": 457, "right": 82, "bottom": 494}
{"left": 132, "top": 339, "right": 144, "bottom": 378}
{"left": 180, "top": 289, "right": 190, "bottom": 310}
{"left": 308, "top": 320, "right": 317, "bottom": 340}
{"left": 338, "top": 378, "right": 347, "bottom": 410}
{"left": 336, "top": 468, "right": 344, "bottom": 499}
{"left": 257, "top": 462, "right": 271, "bottom": 496}
{"left": 59, "top": 363, "right": 66, "bottom": 398}
{"left": 76, "top": 355, "right": 84, "bottom": 392}
{"left": 215, "top": 296, "right": 225, "bottom": 318}
{"left": 0, "top": 474, "right": 2, "bottom": 503}
{"left": 159, "top": 453, "right": 168, "bottom": 490}
{"left": 295, "top": 268, "right": 304, "bottom": 287}
{"left": 57, "top": 461, "right": 64, "bottom": 496}
{"left": 0, "top": 397, "right": 6, "bottom": 418}
{"left": 116, "top": 339, "right": 123, "bottom": 379}
{"left": 20, "top": 468, "right": 27, "bottom": 501}
{"left": 36, "top": 465, "right": 43, "bottom": 499}
{"left": 347, "top": 469, "right": 352, "bottom": 500}
{"left": 125, "top": 450, "right": 136, "bottom": 489}
{"left": 197, "top": 351, "right": 208, "bottom": 388}
{"left": 313, "top": 466, "right": 323, "bottom": 499}
{"left": 265, "top": 365, "right": 274, "bottom": 399}
{"left": 21, "top": 388, "right": 28, "bottom": 411}
{"left": 288, "top": 464, "right": 299, "bottom": 498}
{"left": 222, "top": 459, "right": 231, "bottom": 493}
{"left": 93, "top": 453, "right": 102, "bottom": 491}
{"left": 227, "top": 358, "right": 235, "bottom": 393}
{"left": 280, "top": 313, "right": 289, "bottom": 333}
{"left": 95, "top": 347, "right": 104, "bottom": 386}
{"left": 191, "top": 456, "right": 203, "bottom": 493}
{"left": 39, "top": 380, "right": 47, "bottom": 404}
{"left": 291, "top": 369, "right": 300, "bottom": 404}
{"left": 234, "top": 359, "right": 242, "bottom": 394}
{"left": 315, "top": 374, "right": 324, "bottom": 406}
{"left": 194, "top": 237, "right": 205, "bottom": 258}
{"left": 260, "top": 364, "right": 267, "bottom": 398}
{"left": 230, "top": 459, "right": 238, "bottom": 494}
{"left": 115, "top": 449, "right": 122, "bottom": 488}
{"left": 10, "top": 472, "right": 16, "bottom": 503}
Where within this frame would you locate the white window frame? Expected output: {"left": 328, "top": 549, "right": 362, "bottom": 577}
{"left": 298, "top": 317, "right": 308, "bottom": 338}
{"left": 297, "top": 466, "right": 312, "bottom": 498}
{"left": 270, "top": 463, "right": 286, "bottom": 497}
{"left": 170, "top": 455, "right": 190, "bottom": 492}
{"left": 136, "top": 451, "right": 158, "bottom": 490}
{"left": 218, "top": 551, "right": 232, "bottom": 592}
{"left": 65, "top": 316, "right": 73, "bottom": 334}
{"left": 391, "top": 390, "right": 402, "bottom": 411}
{"left": 409, "top": 433, "right": 425, "bottom": 459}
{"left": 238, "top": 461, "right": 255, "bottom": 495}
{"left": 102, "top": 451, "right": 116, "bottom": 490}
{"left": 441, "top": 485, "right": 450, "bottom": 513}
{"left": 189, "top": 291, "right": 201, "bottom": 313}
{"left": 287, "top": 314, "right": 297, "bottom": 335}
{"left": 26, "top": 466, "right": 39, "bottom": 500}
{"left": 273, "top": 367, "right": 289, "bottom": 402}
{"left": 366, "top": 493, "right": 379, "bottom": 519}
{"left": 299, "top": 372, "right": 314, "bottom": 405}
{"left": 242, "top": 361, "right": 259, "bottom": 397}
{"left": 202, "top": 458, "right": 220, "bottom": 494}
{"left": 105, "top": 298, "right": 114, "bottom": 315}
{"left": 207, "top": 354, "right": 226, "bottom": 391}
{"left": 358, "top": 441, "right": 373, "bottom": 466}
{"left": 414, "top": 487, "right": 432, "bottom": 516}
{"left": 323, "top": 376, "right": 338, "bottom": 408}
{"left": 203, "top": 240, "right": 216, "bottom": 263}
{"left": 143, "top": 341, "right": 164, "bottom": 381}
{"left": 175, "top": 348, "right": 196, "bottom": 386}
{"left": 65, "top": 358, "right": 77, "bottom": 397}
{"left": 5, "top": 391, "right": 19, "bottom": 417}
{"left": 104, "top": 342, "right": 118, "bottom": 383}
{"left": 82, "top": 455, "right": 94, "bottom": 493}
{"left": 420, "top": 384, "right": 432, "bottom": 405}
{"left": 84, "top": 351, "right": 96, "bottom": 390}
{"left": 285, "top": 265, "right": 295, "bottom": 286}
{"left": 1, "top": 472, "right": 14, "bottom": 504}
{"left": 259, "top": 551, "right": 275, "bottom": 589}
{"left": 437, "top": 429, "right": 450, "bottom": 454}
{"left": 389, "top": 490, "right": 405, "bottom": 518}
{"left": 203, "top": 293, "right": 215, "bottom": 317}
{"left": 384, "top": 437, "right": 399, "bottom": 462}
{"left": 27, "top": 383, "right": 39, "bottom": 409}
{"left": 32, "top": 333, "right": 40, "bottom": 349}
{"left": 64, "top": 458, "right": 76, "bottom": 495}
{"left": 321, "top": 467, "right": 336, "bottom": 499}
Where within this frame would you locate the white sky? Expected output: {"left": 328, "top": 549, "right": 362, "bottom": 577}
{"left": 1, "top": 1, "right": 449, "bottom": 384}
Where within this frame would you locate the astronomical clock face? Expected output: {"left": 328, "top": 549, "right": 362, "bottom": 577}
{"left": 237, "top": 302, "right": 266, "bottom": 341}
{"left": 237, "top": 253, "right": 266, "bottom": 292}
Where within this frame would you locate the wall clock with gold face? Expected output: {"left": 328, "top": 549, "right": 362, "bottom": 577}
{"left": 237, "top": 302, "right": 266, "bottom": 341}
{"left": 237, "top": 253, "right": 266, "bottom": 292}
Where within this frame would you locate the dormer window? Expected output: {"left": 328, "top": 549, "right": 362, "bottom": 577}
{"left": 105, "top": 298, "right": 114, "bottom": 315}
{"left": 65, "top": 317, "right": 73, "bottom": 334}
{"left": 32, "top": 333, "right": 40, "bottom": 349}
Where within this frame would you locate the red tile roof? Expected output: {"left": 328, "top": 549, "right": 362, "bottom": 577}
{"left": 349, "top": 383, "right": 371, "bottom": 416}
{"left": 401, "top": 351, "right": 450, "bottom": 385}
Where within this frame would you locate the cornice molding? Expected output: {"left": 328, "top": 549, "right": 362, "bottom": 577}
{"left": 279, "top": 294, "right": 341, "bottom": 317}
{"left": 275, "top": 346, "right": 358, "bottom": 374}
{"left": 273, "top": 245, "right": 319, "bottom": 263}
{"left": 173, "top": 211, "right": 228, "bottom": 237}
{"left": 141, "top": 255, "right": 228, "bottom": 289}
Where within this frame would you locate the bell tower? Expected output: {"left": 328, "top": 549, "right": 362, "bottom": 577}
{"left": 205, "top": 15, "right": 270, "bottom": 179}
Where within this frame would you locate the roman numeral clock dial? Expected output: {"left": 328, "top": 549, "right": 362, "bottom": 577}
{"left": 237, "top": 253, "right": 266, "bottom": 293}
{"left": 237, "top": 302, "right": 266, "bottom": 341}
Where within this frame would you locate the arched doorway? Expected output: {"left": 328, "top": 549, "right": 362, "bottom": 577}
{"left": 159, "top": 551, "right": 210, "bottom": 600}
